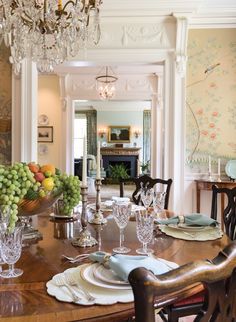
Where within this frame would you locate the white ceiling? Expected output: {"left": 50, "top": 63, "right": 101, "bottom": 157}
{"left": 53, "top": 0, "right": 236, "bottom": 96}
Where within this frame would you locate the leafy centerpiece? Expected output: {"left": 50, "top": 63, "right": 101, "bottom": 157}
{"left": 0, "top": 162, "right": 80, "bottom": 229}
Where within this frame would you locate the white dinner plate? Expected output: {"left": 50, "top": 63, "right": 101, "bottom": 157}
{"left": 93, "top": 264, "right": 129, "bottom": 286}
{"left": 168, "top": 224, "right": 210, "bottom": 232}
{"left": 46, "top": 265, "right": 133, "bottom": 305}
{"left": 81, "top": 263, "right": 131, "bottom": 290}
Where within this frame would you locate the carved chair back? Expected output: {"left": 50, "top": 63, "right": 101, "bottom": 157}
{"left": 119, "top": 175, "right": 172, "bottom": 209}
{"left": 211, "top": 185, "right": 236, "bottom": 240}
{"left": 129, "top": 242, "right": 236, "bottom": 322}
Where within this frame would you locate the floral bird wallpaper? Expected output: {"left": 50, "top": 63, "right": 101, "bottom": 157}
{"left": 0, "top": 44, "right": 11, "bottom": 165}
{"left": 186, "top": 29, "right": 236, "bottom": 171}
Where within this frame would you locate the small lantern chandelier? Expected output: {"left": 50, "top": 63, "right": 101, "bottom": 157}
{"left": 96, "top": 66, "right": 118, "bottom": 100}
{"left": 0, "top": 0, "right": 102, "bottom": 74}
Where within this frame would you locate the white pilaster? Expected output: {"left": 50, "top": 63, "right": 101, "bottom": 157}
{"left": 166, "top": 15, "right": 188, "bottom": 213}
{"left": 150, "top": 74, "right": 163, "bottom": 179}
{"left": 59, "top": 75, "right": 74, "bottom": 174}
{"left": 12, "top": 73, "right": 21, "bottom": 163}
{"left": 12, "top": 59, "right": 38, "bottom": 163}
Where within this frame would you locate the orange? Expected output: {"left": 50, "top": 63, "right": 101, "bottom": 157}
{"left": 40, "top": 164, "right": 56, "bottom": 176}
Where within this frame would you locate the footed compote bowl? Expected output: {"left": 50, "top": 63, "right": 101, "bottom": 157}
{"left": 18, "top": 194, "right": 61, "bottom": 241}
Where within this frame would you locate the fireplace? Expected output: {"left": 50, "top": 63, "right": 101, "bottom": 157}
{"left": 101, "top": 147, "right": 141, "bottom": 178}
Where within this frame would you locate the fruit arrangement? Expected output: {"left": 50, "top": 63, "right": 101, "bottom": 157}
{"left": 0, "top": 162, "right": 80, "bottom": 229}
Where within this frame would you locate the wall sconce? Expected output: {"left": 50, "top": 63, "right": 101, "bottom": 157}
{"left": 133, "top": 129, "right": 141, "bottom": 138}
{"left": 98, "top": 128, "right": 106, "bottom": 138}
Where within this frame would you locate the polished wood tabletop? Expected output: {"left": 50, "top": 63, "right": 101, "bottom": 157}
{"left": 0, "top": 210, "right": 230, "bottom": 322}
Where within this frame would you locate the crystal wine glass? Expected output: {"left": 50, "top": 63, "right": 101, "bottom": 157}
{"left": 135, "top": 210, "right": 154, "bottom": 255}
{"left": 0, "top": 206, "right": 10, "bottom": 270}
{"left": 0, "top": 226, "right": 23, "bottom": 278}
{"left": 140, "top": 187, "right": 154, "bottom": 209}
{"left": 112, "top": 201, "right": 132, "bottom": 254}
{"left": 153, "top": 192, "right": 166, "bottom": 219}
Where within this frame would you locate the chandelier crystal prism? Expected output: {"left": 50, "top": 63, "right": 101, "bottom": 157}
{"left": 96, "top": 66, "right": 118, "bottom": 100}
{"left": 0, "top": 0, "right": 102, "bottom": 73}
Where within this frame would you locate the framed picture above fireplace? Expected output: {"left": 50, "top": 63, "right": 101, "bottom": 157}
{"left": 108, "top": 126, "right": 130, "bottom": 143}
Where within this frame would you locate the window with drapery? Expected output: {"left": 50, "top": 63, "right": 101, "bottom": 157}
{"left": 74, "top": 110, "right": 97, "bottom": 158}
{"left": 143, "top": 110, "right": 151, "bottom": 164}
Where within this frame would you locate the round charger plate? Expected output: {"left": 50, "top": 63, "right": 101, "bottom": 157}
{"left": 225, "top": 160, "right": 236, "bottom": 179}
{"left": 46, "top": 265, "right": 133, "bottom": 305}
{"left": 80, "top": 263, "right": 131, "bottom": 290}
{"left": 160, "top": 225, "right": 223, "bottom": 241}
{"left": 93, "top": 264, "right": 129, "bottom": 286}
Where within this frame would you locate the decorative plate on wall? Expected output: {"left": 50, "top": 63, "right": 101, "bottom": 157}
{"left": 38, "top": 144, "right": 48, "bottom": 155}
{"left": 225, "top": 160, "right": 236, "bottom": 180}
{"left": 38, "top": 114, "right": 49, "bottom": 125}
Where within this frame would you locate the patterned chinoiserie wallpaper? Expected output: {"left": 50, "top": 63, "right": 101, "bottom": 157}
{"left": 0, "top": 44, "right": 12, "bottom": 165}
{"left": 186, "top": 29, "right": 236, "bottom": 174}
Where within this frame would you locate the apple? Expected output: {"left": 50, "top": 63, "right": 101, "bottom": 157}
{"left": 34, "top": 172, "right": 45, "bottom": 182}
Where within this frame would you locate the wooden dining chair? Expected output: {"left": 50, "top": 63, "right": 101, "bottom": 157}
{"left": 211, "top": 184, "right": 236, "bottom": 240}
{"left": 128, "top": 241, "right": 236, "bottom": 322}
{"left": 156, "top": 184, "right": 236, "bottom": 321}
{"left": 119, "top": 175, "right": 172, "bottom": 209}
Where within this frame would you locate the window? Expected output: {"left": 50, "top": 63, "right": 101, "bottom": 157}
{"left": 74, "top": 114, "right": 87, "bottom": 159}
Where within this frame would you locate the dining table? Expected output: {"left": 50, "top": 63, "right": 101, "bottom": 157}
{"left": 0, "top": 206, "right": 230, "bottom": 322}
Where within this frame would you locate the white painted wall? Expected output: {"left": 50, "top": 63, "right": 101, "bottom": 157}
{"left": 38, "top": 75, "right": 61, "bottom": 168}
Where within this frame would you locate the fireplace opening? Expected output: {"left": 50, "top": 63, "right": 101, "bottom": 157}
{"left": 108, "top": 160, "right": 131, "bottom": 177}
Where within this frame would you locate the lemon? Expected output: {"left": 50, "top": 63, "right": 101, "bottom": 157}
{"left": 42, "top": 177, "right": 54, "bottom": 191}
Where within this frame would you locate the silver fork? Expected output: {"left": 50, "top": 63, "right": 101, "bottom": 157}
{"left": 64, "top": 273, "right": 95, "bottom": 302}
{"left": 53, "top": 274, "right": 81, "bottom": 302}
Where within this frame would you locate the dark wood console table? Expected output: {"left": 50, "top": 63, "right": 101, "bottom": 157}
{"left": 195, "top": 179, "right": 236, "bottom": 229}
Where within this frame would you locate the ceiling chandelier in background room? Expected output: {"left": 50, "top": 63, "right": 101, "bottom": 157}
{"left": 0, "top": 0, "right": 102, "bottom": 73}
{"left": 96, "top": 66, "right": 118, "bottom": 100}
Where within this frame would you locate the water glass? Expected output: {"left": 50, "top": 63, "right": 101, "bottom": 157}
{"left": 0, "top": 206, "right": 10, "bottom": 268}
{"left": 140, "top": 187, "right": 154, "bottom": 209}
{"left": 153, "top": 192, "right": 166, "bottom": 218}
{"left": 112, "top": 201, "right": 132, "bottom": 254}
{"left": 135, "top": 210, "right": 154, "bottom": 255}
{"left": 0, "top": 226, "right": 23, "bottom": 278}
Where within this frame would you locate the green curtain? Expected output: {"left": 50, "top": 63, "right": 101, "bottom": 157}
{"left": 143, "top": 110, "right": 151, "bottom": 164}
{"left": 86, "top": 110, "right": 97, "bottom": 155}
{"left": 75, "top": 110, "right": 97, "bottom": 156}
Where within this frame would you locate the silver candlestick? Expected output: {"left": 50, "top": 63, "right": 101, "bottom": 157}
{"left": 72, "top": 185, "right": 97, "bottom": 247}
{"left": 89, "top": 178, "right": 107, "bottom": 225}
{"left": 217, "top": 174, "right": 222, "bottom": 182}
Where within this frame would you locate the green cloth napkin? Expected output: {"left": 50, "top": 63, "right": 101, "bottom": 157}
{"left": 157, "top": 213, "right": 218, "bottom": 226}
{"left": 89, "top": 251, "right": 178, "bottom": 282}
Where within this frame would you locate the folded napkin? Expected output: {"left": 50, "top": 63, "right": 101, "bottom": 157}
{"left": 112, "top": 196, "right": 130, "bottom": 202}
{"left": 157, "top": 213, "right": 218, "bottom": 227}
{"left": 89, "top": 251, "right": 178, "bottom": 282}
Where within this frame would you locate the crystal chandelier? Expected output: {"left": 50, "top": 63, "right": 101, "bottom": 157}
{"left": 96, "top": 66, "right": 118, "bottom": 100}
{"left": 0, "top": 0, "right": 102, "bottom": 73}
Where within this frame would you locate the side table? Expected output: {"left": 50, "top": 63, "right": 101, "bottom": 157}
{"left": 195, "top": 180, "right": 236, "bottom": 230}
